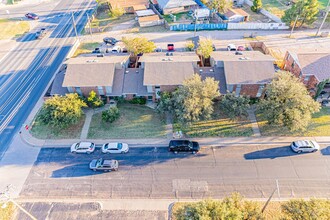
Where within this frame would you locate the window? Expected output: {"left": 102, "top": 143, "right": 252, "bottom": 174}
{"left": 147, "top": 86, "right": 153, "bottom": 93}
{"left": 291, "top": 62, "right": 295, "bottom": 68}
{"left": 105, "top": 86, "right": 112, "bottom": 95}
{"left": 256, "top": 85, "right": 264, "bottom": 98}
{"left": 235, "top": 84, "right": 241, "bottom": 96}
{"left": 67, "top": 87, "right": 74, "bottom": 93}
{"left": 227, "top": 85, "right": 234, "bottom": 93}
{"left": 148, "top": 96, "right": 153, "bottom": 100}
{"left": 98, "top": 86, "right": 104, "bottom": 95}
{"left": 117, "top": 143, "right": 123, "bottom": 149}
{"left": 155, "top": 86, "right": 160, "bottom": 89}
{"left": 304, "top": 76, "right": 310, "bottom": 81}
{"left": 75, "top": 87, "right": 82, "bottom": 95}
{"left": 299, "top": 71, "right": 303, "bottom": 78}
{"left": 287, "top": 54, "right": 291, "bottom": 60}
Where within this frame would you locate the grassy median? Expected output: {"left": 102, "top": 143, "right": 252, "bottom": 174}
{"left": 0, "top": 19, "right": 30, "bottom": 40}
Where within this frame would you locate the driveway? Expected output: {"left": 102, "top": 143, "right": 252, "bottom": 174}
{"left": 20, "top": 144, "right": 330, "bottom": 199}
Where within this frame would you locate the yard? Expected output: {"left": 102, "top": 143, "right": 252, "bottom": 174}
{"left": 88, "top": 104, "right": 167, "bottom": 139}
{"left": 256, "top": 107, "right": 330, "bottom": 136}
{"left": 88, "top": 0, "right": 135, "bottom": 32}
{"left": 30, "top": 115, "right": 85, "bottom": 139}
{"left": 0, "top": 19, "right": 30, "bottom": 40}
{"left": 163, "top": 12, "right": 194, "bottom": 24}
{"left": 174, "top": 105, "right": 253, "bottom": 137}
{"left": 73, "top": 42, "right": 100, "bottom": 57}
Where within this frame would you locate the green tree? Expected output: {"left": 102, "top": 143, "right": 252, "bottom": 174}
{"left": 172, "top": 74, "right": 220, "bottom": 123}
{"left": 220, "top": 93, "right": 250, "bottom": 120}
{"left": 185, "top": 41, "right": 195, "bottom": 51}
{"left": 174, "top": 193, "right": 262, "bottom": 220}
{"left": 282, "top": 0, "right": 319, "bottom": 27}
{"left": 109, "top": 5, "right": 124, "bottom": 18}
{"left": 38, "top": 93, "right": 87, "bottom": 128}
{"left": 122, "top": 36, "right": 156, "bottom": 66}
{"left": 156, "top": 91, "right": 173, "bottom": 113}
{"left": 207, "top": 0, "right": 233, "bottom": 13}
{"left": 282, "top": 199, "right": 330, "bottom": 220}
{"left": 102, "top": 107, "right": 120, "bottom": 123}
{"left": 251, "top": 0, "right": 262, "bottom": 12}
{"left": 197, "top": 38, "right": 214, "bottom": 67}
{"left": 258, "top": 71, "right": 320, "bottom": 131}
{"left": 86, "top": 90, "right": 104, "bottom": 108}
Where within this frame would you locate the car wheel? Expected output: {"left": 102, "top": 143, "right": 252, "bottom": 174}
{"left": 87, "top": 151, "right": 91, "bottom": 154}
{"left": 72, "top": 151, "right": 76, "bottom": 154}
{"left": 192, "top": 151, "right": 196, "bottom": 154}
{"left": 297, "top": 150, "right": 302, "bottom": 154}
{"left": 174, "top": 151, "right": 178, "bottom": 154}
{"left": 312, "top": 149, "right": 317, "bottom": 153}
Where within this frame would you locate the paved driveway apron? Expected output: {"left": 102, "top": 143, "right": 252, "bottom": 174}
{"left": 20, "top": 144, "right": 330, "bottom": 199}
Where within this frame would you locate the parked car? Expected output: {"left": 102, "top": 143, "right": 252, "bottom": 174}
{"left": 103, "top": 37, "right": 118, "bottom": 45}
{"left": 92, "top": 48, "right": 101, "bottom": 53}
{"left": 168, "top": 140, "right": 200, "bottom": 154}
{"left": 290, "top": 140, "right": 320, "bottom": 153}
{"left": 111, "top": 45, "right": 122, "bottom": 53}
{"left": 237, "top": 46, "right": 245, "bottom": 51}
{"left": 70, "top": 142, "right": 95, "bottom": 154}
{"left": 102, "top": 142, "right": 129, "bottom": 154}
{"left": 35, "top": 28, "right": 46, "bottom": 39}
{"left": 321, "top": 100, "right": 330, "bottom": 107}
{"left": 167, "top": 44, "right": 174, "bottom": 51}
{"left": 89, "top": 158, "right": 118, "bottom": 172}
{"left": 25, "top": 13, "right": 39, "bottom": 20}
{"left": 227, "top": 44, "right": 237, "bottom": 51}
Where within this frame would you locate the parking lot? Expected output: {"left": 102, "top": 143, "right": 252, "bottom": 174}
{"left": 20, "top": 144, "right": 330, "bottom": 199}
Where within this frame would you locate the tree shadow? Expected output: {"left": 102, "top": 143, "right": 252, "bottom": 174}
{"left": 320, "top": 146, "right": 330, "bottom": 155}
{"left": 244, "top": 146, "right": 298, "bottom": 160}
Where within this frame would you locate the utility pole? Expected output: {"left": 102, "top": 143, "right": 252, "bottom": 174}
{"left": 194, "top": 10, "right": 198, "bottom": 37}
{"left": 316, "top": 0, "right": 330, "bottom": 36}
{"left": 289, "top": 15, "right": 299, "bottom": 38}
{"left": 1, "top": 185, "right": 37, "bottom": 220}
{"left": 87, "top": 13, "right": 93, "bottom": 37}
{"left": 71, "top": 12, "right": 78, "bottom": 39}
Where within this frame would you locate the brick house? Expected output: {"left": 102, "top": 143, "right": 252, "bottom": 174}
{"left": 210, "top": 51, "right": 276, "bottom": 97}
{"left": 283, "top": 50, "right": 330, "bottom": 95}
{"left": 139, "top": 52, "right": 200, "bottom": 101}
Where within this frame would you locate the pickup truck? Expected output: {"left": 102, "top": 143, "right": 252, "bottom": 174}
{"left": 35, "top": 28, "right": 47, "bottom": 39}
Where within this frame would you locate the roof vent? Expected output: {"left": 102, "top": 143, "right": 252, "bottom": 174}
{"left": 168, "top": 58, "right": 173, "bottom": 61}
{"left": 86, "top": 59, "right": 98, "bottom": 63}
{"left": 162, "top": 58, "right": 167, "bottom": 61}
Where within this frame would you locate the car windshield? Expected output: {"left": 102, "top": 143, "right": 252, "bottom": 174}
{"left": 97, "top": 159, "right": 103, "bottom": 166}
{"left": 75, "top": 143, "right": 79, "bottom": 149}
{"left": 117, "top": 143, "right": 123, "bottom": 150}
{"left": 188, "top": 142, "right": 193, "bottom": 148}
{"left": 309, "top": 141, "right": 315, "bottom": 148}
{"left": 104, "top": 143, "right": 108, "bottom": 149}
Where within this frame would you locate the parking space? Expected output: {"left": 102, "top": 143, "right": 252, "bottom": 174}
{"left": 20, "top": 144, "right": 330, "bottom": 199}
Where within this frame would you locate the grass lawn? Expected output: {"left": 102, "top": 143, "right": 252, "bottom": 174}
{"left": 88, "top": 104, "right": 166, "bottom": 139}
{"left": 73, "top": 42, "right": 100, "bottom": 57}
{"left": 174, "top": 105, "right": 253, "bottom": 138}
{"left": 171, "top": 201, "right": 283, "bottom": 220}
{"left": 0, "top": 202, "right": 14, "bottom": 220}
{"left": 163, "top": 12, "right": 192, "bottom": 24}
{"left": 257, "top": 107, "right": 330, "bottom": 136}
{"left": 0, "top": 19, "right": 29, "bottom": 40}
{"left": 30, "top": 115, "right": 85, "bottom": 139}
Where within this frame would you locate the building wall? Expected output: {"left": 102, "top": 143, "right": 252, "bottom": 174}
{"left": 73, "top": 86, "right": 98, "bottom": 97}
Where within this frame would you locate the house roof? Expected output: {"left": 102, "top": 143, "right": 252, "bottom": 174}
{"left": 211, "top": 51, "right": 275, "bottom": 84}
{"left": 157, "top": 0, "right": 197, "bottom": 9}
{"left": 62, "top": 56, "right": 129, "bottom": 87}
{"left": 135, "top": 9, "right": 155, "bottom": 17}
{"left": 109, "top": 0, "right": 148, "bottom": 8}
{"left": 132, "top": 4, "right": 147, "bottom": 11}
{"left": 138, "top": 15, "right": 160, "bottom": 22}
{"left": 140, "top": 52, "right": 199, "bottom": 85}
{"left": 224, "top": 8, "right": 249, "bottom": 18}
{"left": 288, "top": 50, "right": 330, "bottom": 81}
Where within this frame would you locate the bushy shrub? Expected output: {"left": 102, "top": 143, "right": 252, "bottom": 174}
{"left": 85, "top": 91, "right": 104, "bottom": 108}
{"left": 129, "top": 97, "right": 146, "bottom": 105}
{"left": 282, "top": 199, "right": 330, "bottom": 220}
{"left": 219, "top": 93, "right": 250, "bottom": 120}
{"left": 109, "top": 6, "right": 124, "bottom": 18}
{"left": 102, "top": 107, "right": 120, "bottom": 123}
{"left": 186, "top": 41, "right": 195, "bottom": 51}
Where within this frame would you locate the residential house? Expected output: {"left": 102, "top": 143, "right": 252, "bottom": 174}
{"left": 157, "top": 0, "right": 198, "bottom": 15}
{"left": 62, "top": 55, "right": 130, "bottom": 101}
{"left": 211, "top": 51, "right": 275, "bottom": 97}
{"left": 283, "top": 50, "right": 330, "bottom": 95}
{"left": 135, "top": 9, "right": 163, "bottom": 27}
{"left": 139, "top": 52, "right": 200, "bottom": 101}
{"left": 108, "top": 0, "right": 149, "bottom": 13}
{"left": 223, "top": 8, "right": 249, "bottom": 22}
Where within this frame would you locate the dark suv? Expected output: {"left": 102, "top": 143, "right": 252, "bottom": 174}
{"left": 168, "top": 140, "right": 200, "bottom": 154}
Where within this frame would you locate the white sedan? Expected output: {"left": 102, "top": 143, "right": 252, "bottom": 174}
{"left": 70, "top": 142, "right": 95, "bottom": 154}
{"left": 102, "top": 143, "right": 129, "bottom": 154}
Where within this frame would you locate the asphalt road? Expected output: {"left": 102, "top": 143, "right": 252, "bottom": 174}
{"left": 0, "top": 0, "right": 95, "bottom": 158}
{"left": 20, "top": 144, "right": 330, "bottom": 199}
